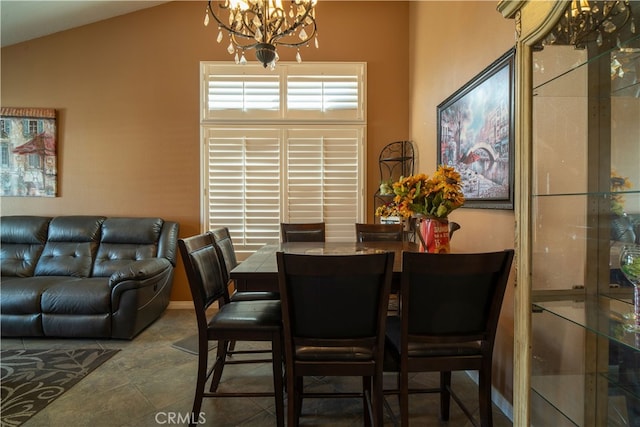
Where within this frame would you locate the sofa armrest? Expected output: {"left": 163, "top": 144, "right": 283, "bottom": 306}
{"left": 109, "top": 258, "right": 171, "bottom": 286}
{"left": 109, "top": 258, "right": 173, "bottom": 309}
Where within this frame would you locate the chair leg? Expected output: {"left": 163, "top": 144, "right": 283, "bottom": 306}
{"left": 362, "top": 376, "right": 372, "bottom": 427}
{"left": 478, "top": 365, "right": 493, "bottom": 427}
{"left": 286, "top": 373, "right": 299, "bottom": 427}
{"left": 373, "top": 372, "right": 384, "bottom": 427}
{"left": 295, "top": 377, "right": 304, "bottom": 423}
{"left": 272, "top": 337, "right": 285, "bottom": 427}
{"left": 400, "top": 369, "right": 409, "bottom": 427}
{"left": 190, "top": 340, "right": 209, "bottom": 427}
{"left": 209, "top": 339, "right": 229, "bottom": 392}
{"left": 440, "top": 371, "right": 451, "bottom": 421}
{"left": 395, "top": 371, "right": 401, "bottom": 407}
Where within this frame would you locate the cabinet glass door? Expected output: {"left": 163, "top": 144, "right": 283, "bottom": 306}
{"left": 531, "top": 32, "right": 640, "bottom": 426}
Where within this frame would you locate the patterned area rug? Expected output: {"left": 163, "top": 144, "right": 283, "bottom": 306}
{"left": 0, "top": 348, "right": 119, "bottom": 427}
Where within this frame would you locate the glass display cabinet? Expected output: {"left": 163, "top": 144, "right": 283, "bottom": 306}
{"left": 499, "top": 1, "right": 640, "bottom": 425}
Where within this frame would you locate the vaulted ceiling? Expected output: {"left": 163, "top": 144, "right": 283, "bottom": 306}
{"left": 1, "top": 1, "right": 169, "bottom": 47}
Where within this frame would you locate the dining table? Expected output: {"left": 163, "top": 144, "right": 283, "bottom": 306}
{"left": 230, "top": 240, "right": 420, "bottom": 292}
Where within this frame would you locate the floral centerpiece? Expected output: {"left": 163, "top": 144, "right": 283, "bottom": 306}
{"left": 375, "top": 165, "right": 465, "bottom": 252}
{"left": 375, "top": 165, "right": 465, "bottom": 219}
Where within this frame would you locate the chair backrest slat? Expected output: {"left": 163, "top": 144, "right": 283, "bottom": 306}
{"left": 210, "top": 227, "right": 238, "bottom": 284}
{"left": 355, "top": 223, "right": 403, "bottom": 242}
{"left": 277, "top": 252, "right": 393, "bottom": 346}
{"left": 280, "top": 222, "right": 326, "bottom": 243}
{"left": 401, "top": 250, "right": 514, "bottom": 343}
{"left": 178, "top": 234, "right": 228, "bottom": 315}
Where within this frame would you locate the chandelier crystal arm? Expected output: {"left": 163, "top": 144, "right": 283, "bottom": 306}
{"left": 269, "top": 3, "right": 316, "bottom": 45}
{"left": 205, "top": 0, "right": 319, "bottom": 68}
{"left": 207, "top": 2, "right": 257, "bottom": 43}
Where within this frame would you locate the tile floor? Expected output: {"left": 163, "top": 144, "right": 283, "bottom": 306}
{"left": 1, "top": 309, "right": 513, "bottom": 427}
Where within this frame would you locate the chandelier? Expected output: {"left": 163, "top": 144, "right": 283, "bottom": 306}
{"left": 204, "top": 0, "right": 319, "bottom": 69}
{"left": 542, "top": 1, "right": 636, "bottom": 48}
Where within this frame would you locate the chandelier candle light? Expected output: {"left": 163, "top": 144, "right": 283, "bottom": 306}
{"left": 204, "top": 0, "right": 319, "bottom": 68}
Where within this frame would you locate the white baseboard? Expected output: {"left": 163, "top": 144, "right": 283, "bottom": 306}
{"left": 465, "top": 371, "right": 513, "bottom": 422}
{"left": 167, "top": 301, "right": 193, "bottom": 310}
{"left": 167, "top": 301, "right": 220, "bottom": 310}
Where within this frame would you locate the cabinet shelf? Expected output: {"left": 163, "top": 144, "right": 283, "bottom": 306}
{"left": 533, "top": 295, "right": 639, "bottom": 352}
{"left": 531, "top": 386, "right": 579, "bottom": 426}
{"left": 534, "top": 34, "right": 640, "bottom": 99}
{"left": 532, "top": 190, "right": 640, "bottom": 198}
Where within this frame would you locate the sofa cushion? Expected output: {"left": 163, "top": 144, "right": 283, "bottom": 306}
{"left": 34, "top": 216, "right": 105, "bottom": 277}
{"left": 0, "top": 216, "right": 50, "bottom": 277}
{"left": 41, "top": 277, "right": 111, "bottom": 314}
{"left": 1, "top": 314, "right": 43, "bottom": 337}
{"left": 0, "top": 276, "right": 65, "bottom": 314}
{"left": 93, "top": 218, "right": 163, "bottom": 277}
{"left": 42, "top": 313, "right": 111, "bottom": 338}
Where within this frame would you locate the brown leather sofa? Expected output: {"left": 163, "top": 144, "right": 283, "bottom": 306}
{"left": 0, "top": 215, "right": 179, "bottom": 339}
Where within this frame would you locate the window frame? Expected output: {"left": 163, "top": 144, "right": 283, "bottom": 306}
{"left": 200, "top": 62, "right": 367, "bottom": 253}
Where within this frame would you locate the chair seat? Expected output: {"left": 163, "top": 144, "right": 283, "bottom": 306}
{"left": 386, "top": 316, "right": 482, "bottom": 358}
{"left": 208, "top": 300, "right": 281, "bottom": 332}
{"left": 230, "top": 291, "right": 280, "bottom": 302}
{"left": 296, "top": 345, "right": 375, "bottom": 361}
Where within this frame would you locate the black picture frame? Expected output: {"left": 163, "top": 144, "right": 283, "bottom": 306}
{"left": 437, "top": 48, "right": 515, "bottom": 210}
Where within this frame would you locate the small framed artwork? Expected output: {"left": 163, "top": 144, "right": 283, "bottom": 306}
{"left": 437, "top": 48, "right": 515, "bottom": 210}
{"left": 0, "top": 107, "right": 58, "bottom": 197}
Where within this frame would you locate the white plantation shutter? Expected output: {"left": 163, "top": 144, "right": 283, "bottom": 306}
{"left": 201, "top": 62, "right": 366, "bottom": 255}
{"left": 286, "top": 76, "right": 361, "bottom": 120}
{"left": 202, "top": 64, "right": 282, "bottom": 121}
{"left": 208, "top": 77, "right": 280, "bottom": 111}
{"left": 285, "top": 128, "right": 362, "bottom": 241}
{"left": 204, "top": 128, "right": 282, "bottom": 252}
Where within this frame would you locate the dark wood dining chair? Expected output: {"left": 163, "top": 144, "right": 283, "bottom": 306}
{"left": 384, "top": 249, "right": 514, "bottom": 427}
{"left": 280, "top": 222, "right": 325, "bottom": 242}
{"left": 210, "top": 227, "right": 279, "bottom": 353}
{"left": 210, "top": 227, "right": 279, "bottom": 302}
{"left": 276, "top": 251, "right": 395, "bottom": 427}
{"left": 355, "top": 223, "right": 403, "bottom": 242}
{"left": 178, "top": 233, "right": 284, "bottom": 427}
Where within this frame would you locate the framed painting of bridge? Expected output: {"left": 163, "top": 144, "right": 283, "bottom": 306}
{"left": 437, "top": 47, "right": 515, "bottom": 210}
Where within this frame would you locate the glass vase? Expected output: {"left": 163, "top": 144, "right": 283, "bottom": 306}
{"left": 620, "top": 244, "right": 640, "bottom": 332}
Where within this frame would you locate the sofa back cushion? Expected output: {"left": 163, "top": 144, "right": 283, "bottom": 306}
{"left": 34, "top": 216, "right": 105, "bottom": 277}
{"left": 1, "top": 216, "right": 51, "bottom": 277}
{"left": 92, "top": 217, "right": 163, "bottom": 277}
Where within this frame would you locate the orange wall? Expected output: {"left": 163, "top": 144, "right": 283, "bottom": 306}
{"left": 409, "top": 1, "right": 516, "bottom": 405}
{"left": 0, "top": 1, "right": 410, "bottom": 302}
{"left": 2, "top": 0, "right": 518, "bottom": 409}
